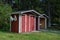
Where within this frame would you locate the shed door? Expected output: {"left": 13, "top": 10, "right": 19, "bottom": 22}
{"left": 22, "top": 15, "right": 25, "bottom": 32}
{"left": 40, "top": 18, "right": 45, "bottom": 29}
{"left": 22, "top": 14, "right": 29, "bottom": 32}
{"left": 30, "top": 16, "right": 34, "bottom": 32}
{"left": 26, "top": 14, "right": 29, "bottom": 32}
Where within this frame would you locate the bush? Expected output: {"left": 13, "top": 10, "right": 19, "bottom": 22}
{"left": 0, "top": 3, "right": 12, "bottom": 31}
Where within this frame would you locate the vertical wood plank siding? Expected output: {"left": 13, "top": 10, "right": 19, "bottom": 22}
{"left": 22, "top": 15, "right": 25, "bottom": 32}
{"left": 11, "top": 14, "right": 19, "bottom": 33}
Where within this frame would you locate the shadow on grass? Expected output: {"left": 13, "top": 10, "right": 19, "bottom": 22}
{"left": 0, "top": 29, "right": 60, "bottom": 34}
{"left": 40, "top": 29, "right": 60, "bottom": 34}
{"left": 0, "top": 29, "right": 13, "bottom": 33}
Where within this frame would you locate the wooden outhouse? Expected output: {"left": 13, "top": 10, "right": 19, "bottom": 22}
{"left": 10, "top": 10, "right": 48, "bottom": 33}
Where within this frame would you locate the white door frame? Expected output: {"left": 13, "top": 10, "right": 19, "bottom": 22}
{"left": 38, "top": 16, "right": 40, "bottom": 30}
{"left": 45, "top": 18, "right": 47, "bottom": 29}
{"left": 18, "top": 14, "right": 22, "bottom": 33}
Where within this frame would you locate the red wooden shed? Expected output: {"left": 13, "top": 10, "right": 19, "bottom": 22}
{"left": 10, "top": 10, "right": 48, "bottom": 33}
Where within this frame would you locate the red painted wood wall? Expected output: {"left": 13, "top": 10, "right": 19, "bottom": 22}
{"left": 11, "top": 14, "right": 18, "bottom": 33}
{"left": 30, "top": 16, "right": 34, "bottom": 32}
{"left": 22, "top": 15, "right": 25, "bottom": 32}
{"left": 22, "top": 13, "right": 29, "bottom": 32}
{"left": 26, "top": 14, "right": 29, "bottom": 32}
{"left": 21, "top": 13, "right": 34, "bottom": 32}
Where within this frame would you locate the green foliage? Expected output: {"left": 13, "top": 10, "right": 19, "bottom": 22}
{"left": 49, "top": 0, "right": 60, "bottom": 28}
{"left": 13, "top": 0, "right": 44, "bottom": 13}
{"left": 0, "top": 3, "right": 12, "bottom": 31}
{"left": 35, "top": 7, "right": 44, "bottom": 14}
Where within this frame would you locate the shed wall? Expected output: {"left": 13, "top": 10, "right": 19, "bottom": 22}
{"left": 30, "top": 16, "right": 34, "bottom": 32}
{"left": 21, "top": 13, "right": 35, "bottom": 32}
{"left": 22, "top": 15, "right": 25, "bottom": 32}
{"left": 11, "top": 14, "right": 19, "bottom": 33}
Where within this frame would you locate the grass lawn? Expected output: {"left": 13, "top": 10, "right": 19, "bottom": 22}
{"left": 0, "top": 31, "right": 60, "bottom": 40}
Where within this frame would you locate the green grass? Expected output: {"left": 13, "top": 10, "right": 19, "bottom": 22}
{"left": 0, "top": 31, "right": 60, "bottom": 40}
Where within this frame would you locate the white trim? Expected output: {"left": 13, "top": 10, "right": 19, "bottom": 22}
{"left": 39, "top": 15, "right": 45, "bottom": 18}
{"left": 38, "top": 17, "right": 40, "bottom": 30}
{"left": 39, "top": 17, "right": 41, "bottom": 30}
{"left": 11, "top": 11, "right": 21, "bottom": 14}
{"left": 32, "top": 10, "right": 41, "bottom": 15}
{"left": 42, "top": 14, "right": 48, "bottom": 18}
{"left": 21, "top": 15, "right": 22, "bottom": 33}
{"left": 45, "top": 18, "right": 47, "bottom": 29}
{"left": 18, "top": 14, "right": 22, "bottom": 33}
{"left": 21, "top": 10, "right": 41, "bottom": 15}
